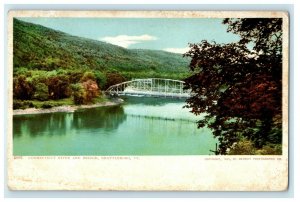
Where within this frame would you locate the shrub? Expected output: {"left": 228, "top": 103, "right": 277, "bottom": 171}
{"left": 104, "top": 72, "right": 126, "bottom": 90}
{"left": 71, "top": 79, "right": 100, "bottom": 105}
{"left": 47, "top": 75, "right": 71, "bottom": 100}
{"left": 33, "top": 82, "right": 49, "bottom": 101}
{"left": 13, "top": 100, "right": 34, "bottom": 110}
{"left": 81, "top": 71, "right": 96, "bottom": 82}
{"left": 13, "top": 75, "right": 35, "bottom": 100}
{"left": 228, "top": 138, "right": 282, "bottom": 155}
{"left": 228, "top": 139, "right": 256, "bottom": 155}
{"left": 71, "top": 83, "right": 85, "bottom": 105}
{"left": 94, "top": 71, "right": 106, "bottom": 88}
{"left": 82, "top": 79, "right": 99, "bottom": 103}
{"left": 68, "top": 71, "right": 84, "bottom": 84}
{"left": 256, "top": 144, "right": 282, "bottom": 155}
{"left": 41, "top": 103, "right": 53, "bottom": 109}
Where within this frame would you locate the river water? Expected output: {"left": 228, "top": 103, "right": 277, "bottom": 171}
{"left": 13, "top": 97, "right": 217, "bottom": 156}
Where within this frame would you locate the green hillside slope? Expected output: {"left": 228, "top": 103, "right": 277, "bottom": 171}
{"left": 13, "top": 18, "right": 190, "bottom": 75}
{"left": 13, "top": 19, "right": 191, "bottom": 108}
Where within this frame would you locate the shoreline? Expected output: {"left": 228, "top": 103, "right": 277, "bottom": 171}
{"left": 13, "top": 99, "right": 124, "bottom": 116}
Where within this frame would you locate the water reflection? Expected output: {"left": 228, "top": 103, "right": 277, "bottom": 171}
{"left": 121, "top": 96, "right": 187, "bottom": 106}
{"left": 73, "top": 105, "right": 126, "bottom": 131}
{"left": 13, "top": 105, "right": 126, "bottom": 138}
{"left": 13, "top": 113, "right": 73, "bottom": 137}
{"left": 13, "top": 98, "right": 217, "bottom": 155}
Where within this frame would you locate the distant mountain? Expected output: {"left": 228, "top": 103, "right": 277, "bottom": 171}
{"left": 13, "top": 19, "right": 190, "bottom": 74}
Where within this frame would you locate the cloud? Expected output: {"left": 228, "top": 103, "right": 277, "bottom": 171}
{"left": 163, "top": 47, "right": 190, "bottom": 54}
{"left": 100, "top": 34, "right": 157, "bottom": 48}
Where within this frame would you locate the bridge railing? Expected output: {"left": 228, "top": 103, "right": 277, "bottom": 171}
{"left": 105, "top": 78, "right": 191, "bottom": 98}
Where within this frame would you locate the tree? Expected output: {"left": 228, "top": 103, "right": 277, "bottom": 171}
{"left": 71, "top": 83, "right": 85, "bottom": 105}
{"left": 82, "top": 79, "right": 99, "bottom": 103}
{"left": 104, "top": 72, "right": 126, "bottom": 90}
{"left": 81, "top": 71, "right": 96, "bottom": 82}
{"left": 71, "top": 79, "right": 99, "bottom": 105}
{"left": 184, "top": 18, "right": 282, "bottom": 154}
{"left": 13, "top": 75, "right": 35, "bottom": 100}
{"left": 47, "top": 75, "right": 71, "bottom": 100}
{"left": 94, "top": 71, "right": 107, "bottom": 89}
{"left": 33, "top": 82, "right": 48, "bottom": 101}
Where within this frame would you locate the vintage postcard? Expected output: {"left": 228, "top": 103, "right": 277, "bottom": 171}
{"left": 7, "top": 10, "right": 289, "bottom": 191}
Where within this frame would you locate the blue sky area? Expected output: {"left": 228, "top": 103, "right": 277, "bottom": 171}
{"left": 20, "top": 17, "right": 240, "bottom": 54}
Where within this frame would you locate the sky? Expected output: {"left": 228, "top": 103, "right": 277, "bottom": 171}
{"left": 20, "top": 17, "right": 240, "bottom": 54}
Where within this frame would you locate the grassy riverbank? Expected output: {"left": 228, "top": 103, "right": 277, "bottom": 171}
{"left": 13, "top": 96, "right": 124, "bottom": 115}
{"left": 13, "top": 96, "right": 108, "bottom": 110}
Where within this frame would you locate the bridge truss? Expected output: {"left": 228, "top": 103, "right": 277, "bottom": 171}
{"left": 105, "top": 78, "right": 190, "bottom": 98}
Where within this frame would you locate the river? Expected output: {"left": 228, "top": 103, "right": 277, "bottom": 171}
{"left": 13, "top": 97, "right": 218, "bottom": 155}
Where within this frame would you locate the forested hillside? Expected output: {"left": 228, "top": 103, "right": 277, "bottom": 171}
{"left": 13, "top": 18, "right": 189, "bottom": 75}
{"left": 13, "top": 18, "right": 190, "bottom": 109}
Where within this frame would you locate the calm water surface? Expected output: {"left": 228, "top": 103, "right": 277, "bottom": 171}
{"left": 13, "top": 97, "right": 217, "bottom": 155}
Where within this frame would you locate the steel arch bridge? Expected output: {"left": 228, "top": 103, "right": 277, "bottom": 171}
{"left": 105, "top": 78, "right": 190, "bottom": 98}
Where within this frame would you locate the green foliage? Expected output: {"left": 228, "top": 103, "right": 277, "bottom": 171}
{"left": 31, "top": 98, "right": 73, "bottom": 108}
{"left": 119, "top": 71, "right": 191, "bottom": 81}
{"left": 71, "top": 83, "right": 85, "bottom": 105}
{"left": 94, "top": 71, "right": 106, "bottom": 88}
{"left": 33, "top": 82, "right": 48, "bottom": 101}
{"left": 70, "top": 72, "right": 100, "bottom": 105}
{"left": 41, "top": 103, "right": 53, "bottom": 109}
{"left": 13, "top": 18, "right": 189, "bottom": 74}
{"left": 228, "top": 139, "right": 256, "bottom": 155}
{"left": 13, "top": 67, "right": 31, "bottom": 76}
{"left": 13, "top": 100, "right": 34, "bottom": 109}
{"left": 67, "top": 70, "right": 84, "bottom": 84}
{"left": 81, "top": 71, "right": 96, "bottom": 82}
{"left": 13, "top": 18, "right": 191, "bottom": 107}
{"left": 71, "top": 79, "right": 100, "bottom": 105}
{"left": 256, "top": 144, "right": 282, "bottom": 155}
{"left": 228, "top": 139, "right": 282, "bottom": 155}
{"left": 41, "top": 57, "right": 61, "bottom": 70}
